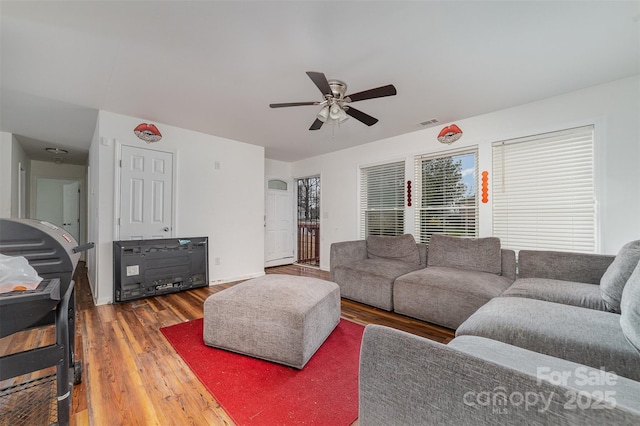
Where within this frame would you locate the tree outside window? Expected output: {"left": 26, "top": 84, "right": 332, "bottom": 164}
{"left": 415, "top": 151, "right": 477, "bottom": 244}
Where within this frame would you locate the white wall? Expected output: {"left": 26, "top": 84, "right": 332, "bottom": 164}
{"left": 265, "top": 158, "right": 291, "bottom": 180}
{"left": 30, "top": 160, "right": 87, "bottom": 244}
{"left": 10, "top": 137, "right": 30, "bottom": 218}
{"left": 290, "top": 75, "right": 640, "bottom": 270}
{"left": 87, "top": 120, "right": 101, "bottom": 302}
{"left": 0, "top": 132, "right": 31, "bottom": 218}
{"left": 89, "top": 111, "right": 265, "bottom": 305}
{"left": 0, "top": 132, "right": 14, "bottom": 218}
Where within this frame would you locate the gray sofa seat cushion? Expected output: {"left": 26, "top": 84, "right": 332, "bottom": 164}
{"left": 620, "top": 260, "right": 640, "bottom": 354}
{"left": 601, "top": 239, "right": 640, "bottom": 313}
{"left": 394, "top": 266, "right": 513, "bottom": 329}
{"left": 427, "top": 234, "right": 502, "bottom": 274}
{"left": 333, "top": 258, "right": 423, "bottom": 311}
{"left": 360, "top": 325, "right": 640, "bottom": 425}
{"left": 367, "top": 234, "right": 421, "bottom": 264}
{"left": 501, "top": 278, "right": 607, "bottom": 311}
{"left": 456, "top": 297, "right": 640, "bottom": 381}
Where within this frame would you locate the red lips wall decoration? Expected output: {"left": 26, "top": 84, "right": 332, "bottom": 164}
{"left": 134, "top": 123, "right": 162, "bottom": 143}
{"left": 437, "top": 124, "right": 463, "bottom": 145}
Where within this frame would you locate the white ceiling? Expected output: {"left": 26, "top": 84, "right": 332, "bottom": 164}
{"left": 1, "top": 1, "right": 638, "bottom": 164}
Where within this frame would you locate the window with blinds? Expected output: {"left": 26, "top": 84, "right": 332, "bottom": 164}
{"left": 492, "top": 125, "right": 596, "bottom": 253}
{"left": 360, "top": 161, "right": 405, "bottom": 238}
{"left": 414, "top": 149, "right": 478, "bottom": 245}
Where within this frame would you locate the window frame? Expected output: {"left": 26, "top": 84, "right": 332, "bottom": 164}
{"left": 491, "top": 125, "right": 596, "bottom": 253}
{"left": 413, "top": 148, "right": 479, "bottom": 245}
{"left": 359, "top": 160, "right": 406, "bottom": 239}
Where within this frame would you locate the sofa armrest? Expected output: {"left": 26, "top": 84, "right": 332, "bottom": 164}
{"left": 329, "top": 240, "right": 367, "bottom": 281}
{"left": 518, "top": 250, "right": 615, "bottom": 284}
{"left": 501, "top": 249, "right": 516, "bottom": 281}
{"left": 359, "top": 325, "right": 640, "bottom": 425}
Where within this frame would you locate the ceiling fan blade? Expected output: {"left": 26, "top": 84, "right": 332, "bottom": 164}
{"left": 309, "top": 118, "right": 324, "bottom": 130}
{"left": 269, "top": 102, "right": 318, "bottom": 108}
{"left": 306, "top": 71, "right": 333, "bottom": 96}
{"left": 346, "top": 84, "right": 397, "bottom": 103}
{"left": 345, "top": 106, "right": 379, "bottom": 126}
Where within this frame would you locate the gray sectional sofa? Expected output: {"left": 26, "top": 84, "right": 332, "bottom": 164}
{"left": 358, "top": 240, "right": 640, "bottom": 424}
{"left": 456, "top": 242, "right": 640, "bottom": 382}
{"left": 331, "top": 233, "right": 516, "bottom": 328}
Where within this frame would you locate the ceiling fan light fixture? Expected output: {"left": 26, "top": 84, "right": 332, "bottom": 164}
{"left": 45, "top": 147, "right": 68, "bottom": 155}
{"left": 317, "top": 105, "right": 330, "bottom": 122}
{"left": 329, "top": 103, "right": 342, "bottom": 118}
{"left": 329, "top": 104, "right": 348, "bottom": 122}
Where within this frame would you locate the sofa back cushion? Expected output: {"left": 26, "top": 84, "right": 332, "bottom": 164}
{"left": 367, "top": 234, "right": 420, "bottom": 265}
{"left": 620, "top": 261, "right": 640, "bottom": 354}
{"left": 427, "top": 234, "right": 502, "bottom": 274}
{"left": 518, "top": 250, "right": 614, "bottom": 284}
{"left": 601, "top": 240, "right": 640, "bottom": 313}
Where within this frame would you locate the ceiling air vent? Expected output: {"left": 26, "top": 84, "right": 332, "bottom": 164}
{"left": 419, "top": 118, "right": 439, "bottom": 127}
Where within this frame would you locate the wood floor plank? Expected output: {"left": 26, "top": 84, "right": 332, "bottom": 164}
{"left": 0, "top": 262, "right": 454, "bottom": 425}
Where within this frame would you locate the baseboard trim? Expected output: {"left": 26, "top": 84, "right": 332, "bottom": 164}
{"left": 209, "top": 271, "right": 266, "bottom": 286}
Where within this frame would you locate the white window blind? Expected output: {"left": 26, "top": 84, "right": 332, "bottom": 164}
{"left": 414, "top": 149, "right": 478, "bottom": 245}
{"left": 492, "top": 125, "right": 596, "bottom": 253}
{"left": 360, "top": 161, "right": 405, "bottom": 238}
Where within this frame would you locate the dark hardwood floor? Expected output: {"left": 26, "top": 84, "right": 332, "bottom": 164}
{"left": 1, "top": 263, "right": 454, "bottom": 425}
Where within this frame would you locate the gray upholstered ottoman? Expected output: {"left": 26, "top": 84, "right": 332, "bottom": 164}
{"left": 203, "top": 274, "right": 340, "bottom": 369}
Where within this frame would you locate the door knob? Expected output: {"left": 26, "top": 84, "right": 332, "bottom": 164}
{"left": 163, "top": 227, "right": 170, "bottom": 232}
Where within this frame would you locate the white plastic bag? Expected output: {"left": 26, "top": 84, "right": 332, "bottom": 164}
{"left": 0, "top": 254, "right": 43, "bottom": 293}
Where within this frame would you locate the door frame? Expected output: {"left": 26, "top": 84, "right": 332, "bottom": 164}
{"left": 294, "top": 174, "right": 321, "bottom": 266}
{"left": 113, "top": 140, "right": 178, "bottom": 240}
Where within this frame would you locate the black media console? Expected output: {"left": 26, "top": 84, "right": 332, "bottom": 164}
{"left": 113, "top": 237, "right": 209, "bottom": 303}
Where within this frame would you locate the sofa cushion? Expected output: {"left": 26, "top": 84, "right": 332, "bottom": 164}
{"left": 427, "top": 234, "right": 501, "bottom": 274}
{"left": 333, "top": 258, "right": 423, "bottom": 311}
{"left": 601, "top": 240, "right": 640, "bottom": 313}
{"left": 367, "top": 234, "right": 420, "bottom": 265}
{"left": 394, "top": 266, "right": 513, "bottom": 329}
{"left": 456, "top": 297, "right": 640, "bottom": 381}
{"left": 620, "top": 261, "right": 640, "bottom": 354}
{"left": 518, "top": 250, "right": 614, "bottom": 284}
{"left": 501, "top": 278, "right": 608, "bottom": 311}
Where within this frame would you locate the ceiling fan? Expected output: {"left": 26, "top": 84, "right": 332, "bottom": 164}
{"left": 269, "top": 71, "right": 397, "bottom": 131}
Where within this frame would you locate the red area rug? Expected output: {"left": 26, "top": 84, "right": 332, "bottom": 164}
{"left": 160, "top": 318, "right": 363, "bottom": 425}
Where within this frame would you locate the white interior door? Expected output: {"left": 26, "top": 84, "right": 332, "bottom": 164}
{"left": 119, "top": 145, "right": 173, "bottom": 240}
{"left": 62, "top": 181, "right": 80, "bottom": 241}
{"left": 265, "top": 179, "right": 294, "bottom": 267}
